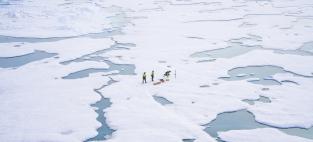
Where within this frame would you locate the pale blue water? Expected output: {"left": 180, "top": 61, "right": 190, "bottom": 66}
{"left": 298, "top": 41, "right": 313, "bottom": 53}
{"left": 273, "top": 49, "right": 313, "bottom": 56}
{"left": 281, "top": 127, "right": 313, "bottom": 140}
{"left": 0, "top": 29, "right": 121, "bottom": 43}
{"left": 204, "top": 110, "right": 266, "bottom": 139}
{"left": 242, "top": 96, "right": 271, "bottom": 105}
{"left": 84, "top": 78, "right": 117, "bottom": 142}
{"left": 0, "top": 50, "right": 57, "bottom": 68}
{"left": 61, "top": 41, "right": 135, "bottom": 65}
{"left": 248, "top": 78, "right": 282, "bottom": 85}
{"left": 219, "top": 65, "right": 312, "bottom": 85}
{"left": 61, "top": 40, "right": 136, "bottom": 79}
{"left": 190, "top": 37, "right": 313, "bottom": 63}
{"left": 153, "top": 95, "right": 173, "bottom": 105}
{"left": 62, "top": 60, "right": 136, "bottom": 79}
{"left": 190, "top": 35, "right": 261, "bottom": 59}
{"left": 203, "top": 109, "right": 313, "bottom": 141}
{"left": 281, "top": 80, "right": 299, "bottom": 85}
{"left": 197, "top": 59, "right": 216, "bottom": 63}
{"left": 190, "top": 43, "right": 260, "bottom": 59}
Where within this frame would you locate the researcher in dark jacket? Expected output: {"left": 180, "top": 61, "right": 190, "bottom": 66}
{"left": 151, "top": 70, "right": 154, "bottom": 82}
{"left": 142, "top": 72, "right": 147, "bottom": 84}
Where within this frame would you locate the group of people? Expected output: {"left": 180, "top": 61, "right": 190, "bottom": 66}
{"left": 142, "top": 70, "right": 154, "bottom": 84}
{"left": 142, "top": 70, "right": 171, "bottom": 84}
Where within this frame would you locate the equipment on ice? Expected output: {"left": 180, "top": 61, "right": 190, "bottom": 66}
{"left": 164, "top": 70, "right": 171, "bottom": 78}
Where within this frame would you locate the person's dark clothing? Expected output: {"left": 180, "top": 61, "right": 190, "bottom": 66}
{"left": 151, "top": 71, "right": 154, "bottom": 82}
{"left": 142, "top": 72, "right": 147, "bottom": 84}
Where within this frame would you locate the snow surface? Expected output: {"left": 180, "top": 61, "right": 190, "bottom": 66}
{"left": 219, "top": 128, "right": 313, "bottom": 142}
{"left": 0, "top": 0, "right": 129, "bottom": 37}
{"left": 1, "top": 0, "right": 313, "bottom": 142}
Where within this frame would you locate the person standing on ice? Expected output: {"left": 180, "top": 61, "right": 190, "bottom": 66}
{"left": 142, "top": 72, "right": 147, "bottom": 84}
{"left": 151, "top": 70, "right": 155, "bottom": 82}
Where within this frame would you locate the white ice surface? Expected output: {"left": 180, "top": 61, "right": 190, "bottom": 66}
{"left": 1, "top": 0, "right": 313, "bottom": 142}
{"left": 0, "top": 37, "right": 115, "bottom": 141}
{"left": 0, "top": 0, "right": 127, "bottom": 37}
{"left": 0, "top": 61, "right": 110, "bottom": 141}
